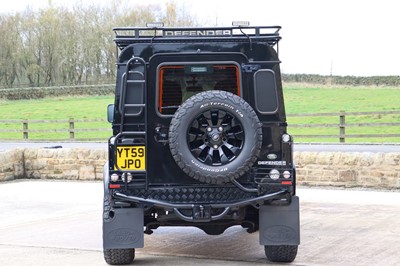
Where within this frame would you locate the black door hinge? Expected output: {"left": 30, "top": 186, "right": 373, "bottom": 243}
{"left": 242, "top": 63, "right": 261, "bottom": 73}
{"left": 154, "top": 126, "right": 168, "bottom": 144}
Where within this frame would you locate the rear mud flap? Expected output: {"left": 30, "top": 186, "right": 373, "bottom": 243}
{"left": 259, "top": 196, "right": 300, "bottom": 245}
{"left": 103, "top": 208, "right": 144, "bottom": 249}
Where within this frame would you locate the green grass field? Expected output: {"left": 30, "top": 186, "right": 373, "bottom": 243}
{"left": 283, "top": 83, "right": 400, "bottom": 143}
{"left": 0, "top": 84, "right": 399, "bottom": 142}
{"left": 0, "top": 96, "right": 113, "bottom": 140}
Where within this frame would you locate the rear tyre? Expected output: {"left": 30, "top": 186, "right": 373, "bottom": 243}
{"left": 104, "top": 248, "right": 135, "bottom": 265}
{"left": 264, "top": 245, "right": 298, "bottom": 263}
{"left": 103, "top": 193, "right": 135, "bottom": 265}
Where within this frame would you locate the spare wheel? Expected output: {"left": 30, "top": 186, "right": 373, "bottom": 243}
{"left": 169, "top": 90, "right": 262, "bottom": 184}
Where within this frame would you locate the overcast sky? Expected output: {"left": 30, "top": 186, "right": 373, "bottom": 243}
{"left": 2, "top": 0, "right": 400, "bottom": 76}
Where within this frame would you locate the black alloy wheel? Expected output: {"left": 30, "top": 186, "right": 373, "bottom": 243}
{"left": 187, "top": 108, "right": 244, "bottom": 166}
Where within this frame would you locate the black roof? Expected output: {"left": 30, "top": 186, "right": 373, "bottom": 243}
{"left": 113, "top": 25, "right": 281, "bottom": 50}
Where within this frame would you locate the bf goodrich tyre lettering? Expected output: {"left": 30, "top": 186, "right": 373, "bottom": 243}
{"left": 169, "top": 90, "right": 262, "bottom": 184}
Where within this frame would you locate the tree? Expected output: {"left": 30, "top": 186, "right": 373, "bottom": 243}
{"left": 0, "top": 1, "right": 198, "bottom": 88}
{"left": 0, "top": 14, "right": 23, "bottom": 87}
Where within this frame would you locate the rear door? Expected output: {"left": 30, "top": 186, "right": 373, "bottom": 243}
{"left": 146, "top": 53, "right": 249, "bottom": 185}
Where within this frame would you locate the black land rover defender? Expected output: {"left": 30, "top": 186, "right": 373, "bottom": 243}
{"left": 103, "top": 24, "right": 299, "bottom": 264}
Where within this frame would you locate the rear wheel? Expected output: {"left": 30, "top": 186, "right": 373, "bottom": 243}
{"left": 264, "top": 245, "right": 298, "bottom": 263}
{"left": 104, "top": 248, "right": 135, "bottom": 265}
{"left": 103, "top": 195, "right": 135, "bottom": 265}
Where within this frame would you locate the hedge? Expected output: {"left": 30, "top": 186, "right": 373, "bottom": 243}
{"left": 2, "top": 74, "right": 400, "bottom": 101}
{"left": 0, "top": 84, "right": 114, "bottom": 100}
{"left": 282, "top": 74, "right": 400, "bottom": 87}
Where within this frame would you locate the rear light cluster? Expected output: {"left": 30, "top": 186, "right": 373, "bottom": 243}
{"left": 110, "top": 173, "right": 132, "bottom": 183}
{"left": 111, "top": 173, "right": 119, "bottom": 182}
{"left": 269, "top": 169, "right": 291, "bottom": 180}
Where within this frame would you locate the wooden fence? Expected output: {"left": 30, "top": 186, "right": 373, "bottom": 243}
{"left": 287, "top": 110, "right": 400, "bottom": 142}
{"left": 0, "top": 111, "right": 399, "bottom": 142}
{"left": 0, "top": 118, "right": 109, "bottom": 141}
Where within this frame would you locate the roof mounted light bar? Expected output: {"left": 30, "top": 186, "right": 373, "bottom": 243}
{"left": 232, "top": 21, "right": 250, "bottom": 27}
{"left": 146, "top": 22, "right": 164, "bottom": 28}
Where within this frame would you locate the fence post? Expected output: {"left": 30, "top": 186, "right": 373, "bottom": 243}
{"left": 69, "top": 118, "right": 75, "bottom": 141}
{"left": 23, "top": 120, "right": 28, "bottom": 140}
{"left": 339, "top": 111, "right": 345, "bottom": 143}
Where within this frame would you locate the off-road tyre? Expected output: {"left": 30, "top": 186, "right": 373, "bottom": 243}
{"left": 103, "top": 194, "right": 113, "bottom": 222}
{"left": 169, "top": 90, "right": 262, "bottom": 184}
{"left": 104, "top": 248, "right": 135, "bottom": 265}
{"left": 103, "top": 191, "right": 135, "bottom": 265}
{"left": 264, "top": 245, "right": 298, "bottom": 263}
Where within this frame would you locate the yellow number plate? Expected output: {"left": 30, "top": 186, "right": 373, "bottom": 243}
{"left": 115, "top": 146, "right": 146, "bottom": 170}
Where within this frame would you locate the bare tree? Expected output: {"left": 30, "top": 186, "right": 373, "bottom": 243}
{"left": 0, "top": 1, "right": 198, "bottom": 88}
{"left": 0, "top": 14, "right": 21, "bottom": 87}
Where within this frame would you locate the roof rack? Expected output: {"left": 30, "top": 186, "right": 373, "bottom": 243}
{"left": 113, "top": 25, "right": 281, "bottom": 50}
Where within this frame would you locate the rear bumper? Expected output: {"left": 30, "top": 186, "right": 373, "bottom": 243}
{"left": 113, "top": 189, "right": 289, "bottom": 222}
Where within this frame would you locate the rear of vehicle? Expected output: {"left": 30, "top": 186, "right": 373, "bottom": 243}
{"left": 103, "top": 24, "right": 299, "bottom": 265}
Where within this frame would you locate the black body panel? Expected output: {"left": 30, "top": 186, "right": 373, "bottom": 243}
{"left": 103, "top": 27, "right": 299, "bottom": 264}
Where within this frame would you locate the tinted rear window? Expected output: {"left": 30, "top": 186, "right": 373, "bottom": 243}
{"left": 158, "top": 64, "right": 240, "bottom": 115}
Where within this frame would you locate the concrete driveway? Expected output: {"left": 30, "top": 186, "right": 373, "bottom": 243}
{"left": 0, "top": 180, "right": 399, "bottom": 266}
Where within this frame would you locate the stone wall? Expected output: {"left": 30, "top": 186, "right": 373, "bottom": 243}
{"left": 1, "top": 148, "right": 399, "bottom": 189}
{"left": 294, "top": 152, "right": 400, "bottom": 189}
{"left": 0, "top": 148, "right": 106, "bottom": 182}
{"left": 0, "top": 149, "right": 25, "bottom": 182}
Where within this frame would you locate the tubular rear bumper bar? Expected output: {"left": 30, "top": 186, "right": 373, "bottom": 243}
{"left": 113, "top": 190, "right": 288, "bottom": 209}
{"left": 113, "top": 190, "right": 289, "bottom": 222}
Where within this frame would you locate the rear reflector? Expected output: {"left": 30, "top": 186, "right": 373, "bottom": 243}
{"left": 109, "top": 184, "right": 121, "bottom": 189}
{"left": 281, "top": 181, "right": 292, "bottom": 185}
